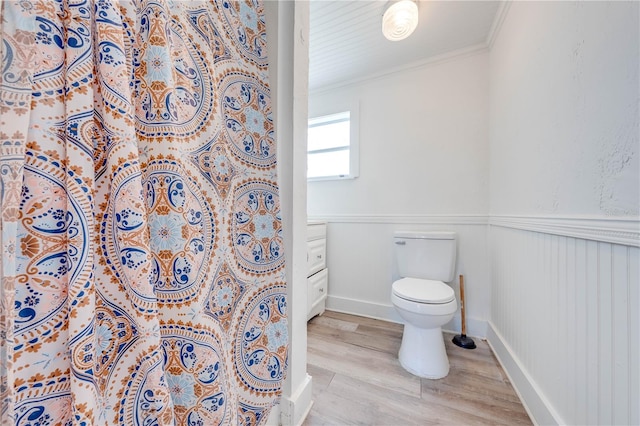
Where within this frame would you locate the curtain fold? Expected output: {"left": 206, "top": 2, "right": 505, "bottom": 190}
{"left": 0, "top": 1, "right": 287, "bottom": 424}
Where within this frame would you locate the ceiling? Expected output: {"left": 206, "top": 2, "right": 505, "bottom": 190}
{"left": 309, "top": 0, "right": 502, "bottom": 92}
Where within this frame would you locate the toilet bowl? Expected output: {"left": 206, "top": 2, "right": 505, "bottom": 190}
{"left": 391, "top": 231, "right": 458, "bottom": 379}
{"left": 391, "top": 278, "right": 457, "bottom": 379}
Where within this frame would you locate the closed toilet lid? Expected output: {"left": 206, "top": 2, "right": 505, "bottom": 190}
{"left": 392, "top": 278, "right": 455, "bottom": 304}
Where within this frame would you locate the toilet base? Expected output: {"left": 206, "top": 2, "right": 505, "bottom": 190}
{"left": 398, "top": 323, "right": 449, "bottom": 379}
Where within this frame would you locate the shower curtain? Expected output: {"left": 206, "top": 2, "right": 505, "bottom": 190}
{"left": 0, "top": 0, "right": 287, "bottom": 425}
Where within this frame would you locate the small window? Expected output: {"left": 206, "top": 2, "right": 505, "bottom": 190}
{"left": 307, "top": 107, "right": 359, "bottom": 180}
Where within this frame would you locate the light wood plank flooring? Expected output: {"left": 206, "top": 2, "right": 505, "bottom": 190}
{"left": 304, "top": 311, "right": 531, "bottom": 426}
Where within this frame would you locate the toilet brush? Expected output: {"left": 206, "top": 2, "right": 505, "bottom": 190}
{"left": 452, "top": 274, "right": 476, "bottom": 349}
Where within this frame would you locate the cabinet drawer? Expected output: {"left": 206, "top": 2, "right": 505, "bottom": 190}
{"left": 307, "top": 268, "right": 328, "bottom": 312}
{"left": 307, "top": 238, "right": 326, "bottom": 276}
{"left": 307, "top": 223, "right": 327, "bottom": 241}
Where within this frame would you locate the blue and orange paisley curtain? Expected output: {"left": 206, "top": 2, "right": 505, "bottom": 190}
{"left": 0, "top": 0, "right": 287, "bottom": 424}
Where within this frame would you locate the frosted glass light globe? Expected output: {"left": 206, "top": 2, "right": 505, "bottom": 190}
{"left": 382, "top": 0, "right": 419, "bottom": 41}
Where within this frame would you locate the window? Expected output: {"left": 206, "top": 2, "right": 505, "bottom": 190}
{"left": 307, "top": 107, "right": 359, "bottom": 180}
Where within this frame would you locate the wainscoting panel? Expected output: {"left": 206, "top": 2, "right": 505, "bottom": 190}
{"left": 489, "top": 224, "right": 639, "bottom": 426}
{"left": 307, "top": 215, "right": 491, "bottom": 337}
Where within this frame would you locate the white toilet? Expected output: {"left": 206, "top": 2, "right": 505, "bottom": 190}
{"left": 391, "top": 231, "right": 457, "bottom": 379}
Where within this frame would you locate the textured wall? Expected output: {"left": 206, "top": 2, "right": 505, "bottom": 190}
{"left": 489, "top": 1, "right": 639, "bottom": 216}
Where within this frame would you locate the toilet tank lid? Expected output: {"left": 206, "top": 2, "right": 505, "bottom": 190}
{"left": 394, "top": 231, "right": 456, "bottom": 240}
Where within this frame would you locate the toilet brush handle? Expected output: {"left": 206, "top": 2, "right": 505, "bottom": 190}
{"left": 459, "top": 274, "right": 467, "bottom": 336}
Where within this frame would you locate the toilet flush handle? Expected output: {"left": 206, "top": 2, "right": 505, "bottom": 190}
{"left": 394, "top": 241, "right": 406, "bottom": 245}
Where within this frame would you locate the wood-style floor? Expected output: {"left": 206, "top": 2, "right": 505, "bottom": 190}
{"left": 303, "top": 311, "right": 532, "bottom": 426}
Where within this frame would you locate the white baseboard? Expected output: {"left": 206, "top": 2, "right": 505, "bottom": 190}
{"left": 326, "top": 295, "right": 488, "bottom": 338}
{"left": 486, "top": 321, "right": 564, "bottom": 426}
{"left": 442, "top": 315, "right": 488, "bottom": 339}
{"left": 326, "top": 295, "right": 403, "bottom": 323}
{"left": 277, "top": 373, "right": 313, "bottom": 426}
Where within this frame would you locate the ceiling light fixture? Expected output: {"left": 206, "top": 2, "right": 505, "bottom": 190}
{"left": 382, "top": 0, "right": 419, "bottom": 42}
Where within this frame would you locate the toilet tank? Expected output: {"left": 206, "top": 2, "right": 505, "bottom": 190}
{"left": 394, "top": 231, "right": 457, "bottom": 282}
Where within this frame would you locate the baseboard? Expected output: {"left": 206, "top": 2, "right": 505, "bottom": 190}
{"left": 442, "top": 315, "right": 488, "bottom": 339}
{"left": 486, "top": 321, "right": 564, "bottom": 426}
{"left": 326, "top": 295, "right": 403, "bottom": 323}
{"left": 277, "top": 373, "right": 313, "bottom": 426}
{"left": 326, "top": 295, "right": 488, "bottom": 338}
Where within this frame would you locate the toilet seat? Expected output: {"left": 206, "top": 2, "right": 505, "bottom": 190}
{"left": 392, "top": 277, "right": 455, "bottom": 304}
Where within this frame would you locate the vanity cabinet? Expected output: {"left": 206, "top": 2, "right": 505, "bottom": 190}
{"left": 307, "top": 222, "right": 328, "bottom": 320}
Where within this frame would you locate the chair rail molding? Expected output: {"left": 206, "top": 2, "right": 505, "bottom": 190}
{"left": 489, "top": 215, "right": 640, "bottom": 247}
{"left": 307, "top": 213, "right": 489, "bottom": 225}
{"left": 307, "top": 214, "right": 640, "bottom": 247}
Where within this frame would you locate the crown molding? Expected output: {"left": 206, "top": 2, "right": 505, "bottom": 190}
{"left": 486, "top": 1, "right": 513, "bottom": 49}
{"left": 310, "top": 1, "right": 511, "bottom": 95}
{"left": 309, "top": 43, "right": 489, "bottom": 96}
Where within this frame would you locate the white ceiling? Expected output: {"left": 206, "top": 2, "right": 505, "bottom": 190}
{"left": 309, "top": 0, "right": 502, "bottom": 92}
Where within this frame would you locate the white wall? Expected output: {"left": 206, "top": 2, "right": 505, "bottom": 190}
{"left": 488, "top": 2, "right": 639, "bottom": 425}
{"left": 308, "top": 51, "right": 491, "bottom": 335}
{"left": 309, "top": 51, "right": 489, "bottom": 216}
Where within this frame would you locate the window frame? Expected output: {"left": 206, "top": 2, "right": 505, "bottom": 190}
{"left": 307, "top": 103, "right": 359, "bottom": 181}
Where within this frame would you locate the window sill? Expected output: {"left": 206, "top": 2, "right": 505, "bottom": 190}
{"left": 307, "top": 174, "right": 358, "bottom": 182}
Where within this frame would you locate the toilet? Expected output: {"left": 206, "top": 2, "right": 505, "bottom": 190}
{"left": 391, "top": 231, "right": 457, "bottom": 379}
